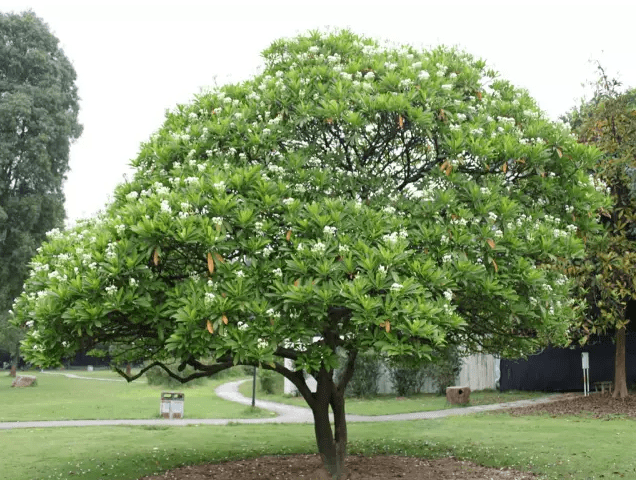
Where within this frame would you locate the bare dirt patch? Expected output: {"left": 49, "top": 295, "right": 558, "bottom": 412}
{"left": 505, "top": 392, "right": 636, "bottom": 419}
{"left": 139, "top": 454, "right": 537, "bottom": 479}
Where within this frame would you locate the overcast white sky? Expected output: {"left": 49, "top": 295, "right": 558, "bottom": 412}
{"left": 4, "top": 0, "right": 636, "bottom": 222}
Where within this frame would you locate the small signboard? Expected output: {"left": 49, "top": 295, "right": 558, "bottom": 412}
{"left": 581, "top": 352, "right": 590, "bottom": 396}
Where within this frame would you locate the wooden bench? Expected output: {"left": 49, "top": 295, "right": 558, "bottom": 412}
{"left": 593, "top": 381, "right": 613, "bottom": 394}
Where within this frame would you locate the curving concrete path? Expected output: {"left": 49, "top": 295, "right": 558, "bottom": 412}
{"left": 0, "top": 378, "right": 561, "bottom": 430}
{"left": 37, "top": 371, "right": 125, "bottom": 382}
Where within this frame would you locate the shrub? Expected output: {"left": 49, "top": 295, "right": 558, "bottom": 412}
{"left": 420, "top": 348, "right": 462, "bottom": 395}
{"left": 344, "top": 352, "right": 381, "bottom": 398}
{"left": 334, "top": 350, "right": 380, "bottom": 397}
{"left": 258, "top": 369, "right": 277, "bottom": 394}
{"left": 389, "top": 365, "right": 425, "bottom": 396}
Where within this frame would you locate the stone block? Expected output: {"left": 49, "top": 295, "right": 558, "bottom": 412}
{"left": 11, "top": 375, "right": 37, "bottom": 387}
{"left": 446, "top": 385, "right": 470, "bottom": 405}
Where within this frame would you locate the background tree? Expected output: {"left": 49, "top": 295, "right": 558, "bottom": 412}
{"left": 0, "top": 10, "right": 82, "bottom": 374}
{"left": 566, "top": 64, "right": 636, "bottom": 398}
{"left": 12, "top": 30, "right": 606, "bottom": 478}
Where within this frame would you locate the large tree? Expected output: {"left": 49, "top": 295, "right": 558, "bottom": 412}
{"left": 0, "top": 10, "right": 82, "bottom": 373}
{"left": 567, "top": 65, "right": 636, "bottom": 398}
{"left": 12, "top": 30, "right": 606, "bottom": 478}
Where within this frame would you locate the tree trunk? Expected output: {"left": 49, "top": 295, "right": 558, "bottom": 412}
{"left": 613, "top": 327, "right": 629, "bottom": 398}
{"left": 330, "top": 390, "right": 348, "bottom": 476}
{"left": 126, "top": 363, "right": 132, "bottom": 376}
{"left": 311, "top": 368, "right": 348, "bottom": 479}
{"left": 9, "top": 341, "right": 19, "bottom": 377}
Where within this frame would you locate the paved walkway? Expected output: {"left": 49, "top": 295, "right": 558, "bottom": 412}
{"left": 0, "top": 379, "right": 559, "bottom": 430}
{"left": 37, "top": 371, "right": 125, "bottom": 382}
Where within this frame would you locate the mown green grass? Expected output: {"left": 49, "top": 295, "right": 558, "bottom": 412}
{"left": 2, "top": 369, "right": 274, "bottom": 421}
{"left": 1, "top": 413, "right": 634, "bottom": 479}
{"left": 240, "top": 374, "right": 548, "bottom": 415}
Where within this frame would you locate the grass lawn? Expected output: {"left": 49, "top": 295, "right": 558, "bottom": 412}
{"left": 1, "top": 413, "right": 635, "bottom": 479}
{"left": 1, "top": 369, "right": 274, "bottom": 421}
{"left": 240, "top": 374, "right": 549, "bottom": 415}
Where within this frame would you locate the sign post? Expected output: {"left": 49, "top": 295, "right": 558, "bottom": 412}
{"left": 581, "top": 352, "right": 590, "bottom": 396}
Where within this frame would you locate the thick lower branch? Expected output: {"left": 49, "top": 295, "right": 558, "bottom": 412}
{"left": 114, "top": 359, "right": 234, "bottom": 383}
{"left": 336, "top": 350, "right": 357, "bottom": 393}
{"left": 260, "top": 361, "right": 316, "bottom": 409}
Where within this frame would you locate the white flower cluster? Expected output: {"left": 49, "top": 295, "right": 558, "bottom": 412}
{"left": 204, "top": 292, "right": 216, "bottom": 305}
{"left": 382, "top": 205, "right": 396, "bottom": 215}
{"left": 237, "top": 321, "right": 249, "bottom": 331}
{"left": 323, "top": 226, "right": 337, "bottom": 237}
{"left": 105, "top": 242, "right": 117, "bottom": 260}
{"left": 48, "top": 270, "right": 67, "bottom": 282}
{"left": 390, "top": 283, "right": 403, "bottom": 292}
{"left": 497, "top": 116, "right": 516, "bottom": 126}
{"left": 105, "top": 285, "right": 117, "bottom": 296}
{"left": 267, "top": 164, "right": 285, "bottom": 176}
{"left": 450, "top": 217, "right": 468, "bottom": 226}
{"left": 404, "top": 177, "right": 448, "bottom": 202}
{"left": 153, "top": 182, "right": 170, "bottom": 196}
{"left": 311, "top": 242, "right": 327, "bottom": 254}
{"left": 382, "top": 230, "right": 408, "bottom": 244}
{"left": 543, "top": 214, "right": 561, "bottom": 224}
{"left": 31, "top": 262, "right": 49, "bottom": 274}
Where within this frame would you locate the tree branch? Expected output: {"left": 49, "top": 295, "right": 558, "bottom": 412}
{"left": 261, "top": 360, "right": 316, "bottom": 409}
{"left": 114, "top": 359, "right": 233, "bottom": 383}
{"left": 336, "top": 349, "right": 357, "bottom": 394}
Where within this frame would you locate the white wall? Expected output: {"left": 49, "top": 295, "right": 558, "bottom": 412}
{"left": 283, "top": 354, "right": 499, "bottom": 396}
{"left": 457, "top": 352, "right": 499, "bottom": 391}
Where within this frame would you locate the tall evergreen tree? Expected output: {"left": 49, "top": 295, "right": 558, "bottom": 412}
{"left": 567, "top": 64, "right": 636, "bottom": 398}
{"left": 0, "top": 10, "right": 82, "bottom": 372}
